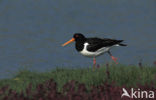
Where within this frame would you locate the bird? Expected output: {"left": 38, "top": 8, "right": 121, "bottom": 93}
{"left": 62, "top": 33, "right": 127, "bottom": 69}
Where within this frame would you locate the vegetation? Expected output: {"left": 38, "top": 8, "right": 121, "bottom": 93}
{"left": 0, "top": 64, "right": 156, "bottom": 100}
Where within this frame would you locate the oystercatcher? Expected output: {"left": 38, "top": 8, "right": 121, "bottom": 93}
{"left": 62, "top": 33, "right": 126, "bottom": 68}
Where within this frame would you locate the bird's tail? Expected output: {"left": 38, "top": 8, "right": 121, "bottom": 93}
{"left": 119, "top": 43, "right": 127, "bottom": 46}
{"left": 117, "top": 40, "right": 127, "bottom": 46}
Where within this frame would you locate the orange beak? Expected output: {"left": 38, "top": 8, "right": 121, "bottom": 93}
{"left": 62, "top": 38, "right": 75, "bottom": 46}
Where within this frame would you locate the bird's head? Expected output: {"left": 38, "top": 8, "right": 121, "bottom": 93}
{"left": 62, "top": 33, "right": 86, "bottom": 46}
{"left": 73, "top": 33, "right": 86, "bottom": 42}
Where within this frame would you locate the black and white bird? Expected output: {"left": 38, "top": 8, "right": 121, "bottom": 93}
{"left": 62, "top": 33, "right": 126, "bottom": 68}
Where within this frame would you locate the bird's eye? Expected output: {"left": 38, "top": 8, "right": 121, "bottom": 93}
{"left": 75, "top": 35, "right": 78, "bottom": 37}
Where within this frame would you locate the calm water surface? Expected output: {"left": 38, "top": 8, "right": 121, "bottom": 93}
{"left": 0, "top": 0, "right": 155, "bottom": 78}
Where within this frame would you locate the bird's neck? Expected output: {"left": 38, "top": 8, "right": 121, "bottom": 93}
{"left": 75, "top": 39, "right": 86, "bottom": 51}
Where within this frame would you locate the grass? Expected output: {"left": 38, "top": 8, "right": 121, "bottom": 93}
{"left": 0, "top": 64, "right": 156, "bottom": 93}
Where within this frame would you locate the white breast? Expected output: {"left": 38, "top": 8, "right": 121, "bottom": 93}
{"left": 79, "top": 43, "right": 110, "bottom": 57}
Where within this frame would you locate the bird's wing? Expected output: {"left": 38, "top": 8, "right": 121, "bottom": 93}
{"left": 86, "top": 38, "right": 123, "bottom": 52}
{"left": 102, "top": 38, "right": 123, "bottom": 46}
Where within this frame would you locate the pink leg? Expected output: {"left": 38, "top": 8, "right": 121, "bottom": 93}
{"left": 111, "top": 56, "right": 118, "bottom": 64}
{"left": 93, "top": 57, "right": 96, "bottom": 69}
{"left": 108, "top": 51, "right": 118, "bottom": 64}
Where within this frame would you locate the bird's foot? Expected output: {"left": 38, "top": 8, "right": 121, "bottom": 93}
{"left": 111, "top": 56, "right": 118, "bottom": 64}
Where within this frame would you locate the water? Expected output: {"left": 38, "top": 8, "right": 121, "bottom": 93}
{"left": 0, "top": 0, "right": 155, "bottom": 79}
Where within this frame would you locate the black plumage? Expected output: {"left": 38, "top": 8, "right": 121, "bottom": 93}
{"left": 86, "top": 38, "right": 125, "bottom": 52}
{"left": 74, "top": 33, "right": 126, "bottom": 52}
